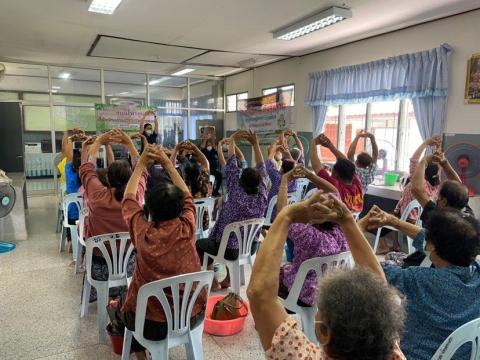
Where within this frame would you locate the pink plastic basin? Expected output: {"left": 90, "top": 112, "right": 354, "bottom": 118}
{"left": 204, "top": 295, "right": 249, "bottom": 336}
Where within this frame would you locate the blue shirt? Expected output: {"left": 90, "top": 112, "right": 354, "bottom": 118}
{"left": 65, "top": 162, "right": 81, "bottom": 221}
{"left": 383, "top": 261, "right": 480, "bottom": 359}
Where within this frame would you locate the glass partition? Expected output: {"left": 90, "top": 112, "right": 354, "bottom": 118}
{"left": 105, "top": 71, "right": 147, "bottom": 106}
{"left": 50, "top": 67, "right": 101, "bottom": 100}
{"left": 190, "top": 79, "right": 224, "bottom": 109}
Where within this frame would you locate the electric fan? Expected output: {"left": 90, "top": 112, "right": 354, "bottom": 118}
{"left": 0, "top": 170, "right": 16, "bottom": 253}
{"left": 444, "top": 143, "right": 480, "bottom": 197}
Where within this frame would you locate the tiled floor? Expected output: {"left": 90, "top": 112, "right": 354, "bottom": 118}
{"left": 0, "top": 195, "right": 265, "bottom": 360}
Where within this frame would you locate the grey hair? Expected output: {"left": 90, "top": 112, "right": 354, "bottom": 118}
{"left": 316, "top": 268, "right": 405, "bottom": 360}
{"left": 290, "top": 147, "right": 301, "bottom": 161}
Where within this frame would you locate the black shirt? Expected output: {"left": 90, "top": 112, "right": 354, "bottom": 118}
{"left": 140, "top": 132, "right": 158, "bottom": 153}
{"left": 201, "top": 147, "right": 219, "bottom": 171}
{"left": 420, "top": 200, "right": 475, "bottom": 223}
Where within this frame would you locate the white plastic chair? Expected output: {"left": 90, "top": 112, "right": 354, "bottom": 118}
{"left": 121, "top": 271, "right": 214, "bottom": 360}
{"left": 431, "top": 317, "right": 480, "bottom": 360}
{"left": 373, "top": 200, "right": 423, "bottom": 255}
{"left": 264, "top": 194, "right": 298, "bottom": 227}
{"left": 81, "top": 232, "right": 134, "bottom": 343}
{"left": 294, "top": 179, "right": 310, "bottom": 200}
{"left": 194, "top": 201, "right": 210, "bottom": 240}
{"left": 279, "top": 252, "right": 353, "bottom": 343}
{"left": 209, "top": 174, "right": 215, "bottom": 190}
{"left": 201, "top": 218, "right": 264, "bottom": 295}
{"left": 74, "top": 207, "right": 89, "bottom": 274}
{"left": 194, "top": 197, "right": 216, "bottom": 224}
{"left": 304, "top": 188, "right": 317, "bottom": 200}
{"left": 59, "top": 193, "right": 83, "bottom": 253}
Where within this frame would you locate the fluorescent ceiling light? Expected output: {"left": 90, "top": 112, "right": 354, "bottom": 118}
{"left": 88, "top": 0, "right": 123, "bottom": 15}
{"left": 171, "top": 68, "right": 195, "bottom": 76}
{"left": 273, "top": 6, "right": 351, "bottom": 41}
{"left": 52, "top": 86, "right": 61, "bottom": 90}
{"left": 51, "top": 90, "right": 58, "bottom": 93}
{"left": 59, "top": 72, "right": 70, "bottom": 79}
{"left": 149, "top": 78, "right": 169, "bottom": 86}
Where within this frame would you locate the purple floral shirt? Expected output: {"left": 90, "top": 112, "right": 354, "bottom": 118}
{"left": 208, "top": 155, "right": 268, "bottom": 249}
{"left": 266, "top": 160, "right": 296, "bottom": 220}
{"left": 281, "top": 223, "right": 348, "bottom": 306}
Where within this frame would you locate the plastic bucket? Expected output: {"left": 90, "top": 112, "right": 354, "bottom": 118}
{"left": 107, "top": 324, "right": 130, "bottom": 355}
{"left": 384, "top": 172, "right": 399, "bottom": 186}
{"left": 204, "top": 295, "right": 249, "bottom": 336}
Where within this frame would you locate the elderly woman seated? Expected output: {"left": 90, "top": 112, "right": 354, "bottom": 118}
{"left": 120, "top": 145, "right": 205, "bottom": 360}
{"left": 247, "top": 191, "right": 407, "bottom": 359}
{"left": 364, "top": 205, "right": 480, "bottom": 359}
{"left": 276, "top": 166, "right": 348, "bottom": 306}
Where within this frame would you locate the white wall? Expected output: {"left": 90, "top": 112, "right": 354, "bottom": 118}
{"left": 225, "top": 10, "right": 480, "bottom": 134}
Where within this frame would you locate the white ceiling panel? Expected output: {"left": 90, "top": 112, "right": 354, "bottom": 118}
{"left": 189, "top": 52, "right": 289, "bottom": 68}
{"left": 90, "top": 36, "right": 206, "bottom": 64}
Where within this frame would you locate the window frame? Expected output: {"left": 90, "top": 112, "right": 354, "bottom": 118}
{"left": 226, "top": 91, "right": 248, "bottom": 113}
{"left": 324, "top": 99, "right": 418, "bottom": 173}
{"left": 262, "top": 84, "right": 295, "bottom": 106}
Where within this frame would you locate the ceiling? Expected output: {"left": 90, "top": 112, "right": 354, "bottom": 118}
{"left": 0, "top": 0, "right": 478, "bottom": 77}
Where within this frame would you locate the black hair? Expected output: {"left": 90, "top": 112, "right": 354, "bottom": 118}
{"left": 424, "top": 208, "right": 480, "bottom": 266}
{"left": 239, "top": 167, "right": 261, "bottom": 195}
{"left": 425, "top": 162, "right": 441, "bottom": 187}
{"left": 281, "top": 159, "right": 295, "bottom": 174}
{"left": 184, "top": 159, "right": 202, "bottom": 196}
{"left": 356, "top": 152, "right": 373, "bottom": 168}
{"left": 146, "top": 180, "right": 185, "bottom": 222}
{"left": 439, "top": 180, "right": 469, "bottom": 209}
{"left": 332, "top": 158, "right": 356, "bottom": 183}
{"left": 72, "top": 149, "right": 82, "bottom": 173}
{"left": 107, "top": 160, "right": 132, "bottom": 202}
{"left": 143, "top": 123, "right": 152, "bottom": 130}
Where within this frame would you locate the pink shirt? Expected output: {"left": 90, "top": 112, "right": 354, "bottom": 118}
{"left": 266, "top": 316, "right": 406, "bottom": 360}
{"left": 394, "top": 159, "right": 440, "bottom": 220}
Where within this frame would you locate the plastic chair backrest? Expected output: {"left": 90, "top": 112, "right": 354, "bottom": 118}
{"left": 78, "top": 207, "right": 89, "bottom": 247}
{"left": 295, "top": 179, "right": 310, "bottom": 200}
{"left": 217, "top": 218, "right": 264, "bottom": 260}
{"left": 400, "top": 200, "right": 423, "bottom": 222}
{"left": 194, "top": 197, "right": 215, "bottom": 222}
{"left": 284, "top": 252, "right": 353, "bottom": 306}
{"left": 133, "top": 271, "right": 214, "bottom": 347}
{"left": 265, "top": 194, "right": 298, "bottom": 226}
{"left": 194, "top": 201, "right": 209, "bottom": 236}
{"left": 431, "top": 317, "right": 480, "bottom": 360}
{"left": 62, "top": 193, "right": 83, "bottom": 226}
{"left": 209, "top": 175, "right": 215, "bottom": 189}
{"left": 85, "top": 232, "right": 134, "bottom": 288}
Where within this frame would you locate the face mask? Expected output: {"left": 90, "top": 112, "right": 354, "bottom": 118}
{"left": 145, "top": 130, "right": 153, "bottom": 136}
{"left": 222, "top": 144, "right": 228, "bottom": 152}
{"left": 274, "top": 153, "right": 282, "bottom": 161}
{"left": 206, "top": 146, "right": 213, "bottom": 151}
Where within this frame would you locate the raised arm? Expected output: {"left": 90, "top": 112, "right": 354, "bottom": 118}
{"left": 318, "top": 133, "right": 346, "bottom": 160}
{"left": 217, "top": 138, "right": 227, "bottom": 168}
{"left": 235, "top": 144, "right": 245, "bottom": 161}
{"left": 411, "top": 156, "right": 431, "bottom": 207}
{"left": 367, "top": 132, "right": 379, "bottom": 163}
{"left": 285, "top": 128, "right": 304, "bottom": 155}
{"left": 125, "top": 144, "right": 154, "bottom": 197}
{"left": 277, "top": 168, "right": 302, "bottom": 212}
{"left": 187, "top": 141, "right": 210, "bottom": 172}
{"left": 106, "top": 144, "right": 114, "bottom": 166}
{"left": 310, "top": 138, "right": 323, "bottom": 174}
{"left": 300, "top": 166, "right": 337, "bottom": 193}
{"left": 411, "top": 135, "right": 441, "bottom": 162}
{"left": 437, "top": 152, "right": 462, "bottom": 183}
{"left": 151, "top": 145, "right": 189, "bottom": 194}
{"left": 347, "top": 132, "right": 361, "bottom": 161}
{"left": 244, "top": 130, "right": 263, "bottom": 165}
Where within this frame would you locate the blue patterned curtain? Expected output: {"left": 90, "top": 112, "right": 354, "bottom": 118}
{"left": 306, "top": 44, "right": 452, "bottom": 138}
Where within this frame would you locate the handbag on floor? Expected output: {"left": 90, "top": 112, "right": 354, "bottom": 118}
{"left": 211, "top": 293, "right": 248, "bottom": 321}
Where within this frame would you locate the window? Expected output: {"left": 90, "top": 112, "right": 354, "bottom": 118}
{"left": 262, "top": 84, "right": 295, "bottom": 106}
{"left": 226, "top": 92, "right": 248, "bottom": 112}
{"left": 324, "top": 99, "right": 422, "bottom": 173}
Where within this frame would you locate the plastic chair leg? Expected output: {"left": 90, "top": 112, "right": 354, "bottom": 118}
{"left": 71, "top": 229, "right": 79, "bottom": 268}
{"left": 147, "top": 343, "right": 169, "bottom": 360}
{"left": 96, "top": 285, "right": 109, "bottom": 343}
{"left": 56, "top": 209, "right": 62, "bottom": 233}
{"left": 240, "top": 264, "right": 245, "bottom": 286}
{"left": 201, "top": 254, "right": 209, "bottom": 271}
{"left": 121, "top": 328, "right": 132, "bottom": 360}
{"left": 80, "top": 276, "right": 90, "bottom": 318}
{"left": 186, "top": 325, "right": 204, "bottom": 360}
{"left": 228, "top": 263, "right": 241, "bottom": 295}
{"left": 75, "top": 245, "right": 83, "bottom": 274}
{"left": 59, "top": 226, "right": 66, "bottom": 252}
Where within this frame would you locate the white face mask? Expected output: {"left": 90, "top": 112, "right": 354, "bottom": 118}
{"left": 206, "top": 146, "right": 213, "bottom": 151}
{"left": 274, "top": 153, "right": 283, "bottom": 161}
{"left": 145, "top": 129, "right": 153, "bottom": 136}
